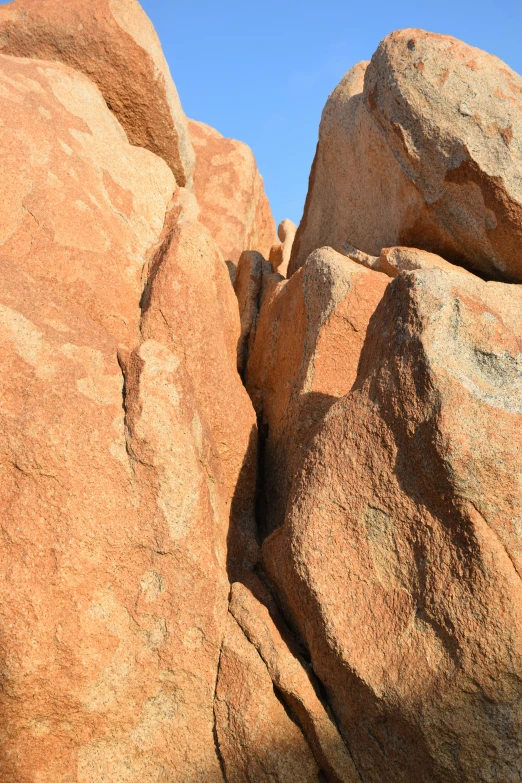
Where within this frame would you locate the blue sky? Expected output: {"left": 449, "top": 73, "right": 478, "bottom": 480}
{"left": 141, "top": 0, "right": 522, "bottom": 226}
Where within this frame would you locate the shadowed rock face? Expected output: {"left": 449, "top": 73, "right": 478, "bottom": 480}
{"left": 215, "top": 612, "right": 321, "bottom": 783}
{"left": 263, "top": 268, "right": 522, "bottom": 783}
{"left": 290, "top": 29, "right": 522, "bottom": 282}
{"left": 189, "top": 119, "right": 277, "bottom": 270}
{"left": 0, "top": 0, "right": 195, "bottom": 185}
{"left": 246, "top": 247, "right": 389, "bottom": 535}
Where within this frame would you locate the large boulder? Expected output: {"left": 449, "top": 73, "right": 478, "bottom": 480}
{"left": 0, "top": 52, "right": 255, "bottom": 782}
{"left": 263, "top": 267, "right": 522, "bottom": 782}
{"left": 246, "top": 247, "right": 389, "bottom": 534}
{"left": 189, "top": 119, "right": 277, "bottom": 271}
{"left": 290, "top": 30, "right": 522, "bottom": 282}
{"left": 0, "top": 0, "right": 195, "bottom": 186}
{"left": 138, "top": 190, "right": 259, "bottom": 578}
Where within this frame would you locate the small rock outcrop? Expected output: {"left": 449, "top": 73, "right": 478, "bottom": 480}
{"left": 215, "top": 612, "right": 321, "bottom": 782}
{"left": 290, "top": 29, "right": 522, "bottom": 282}
{"left": 338, "top": 242, "right": 474, "bottom": 278}
{"left": 269, "top": 218, "right": 297, "bottom": 277}
{"left": 0, "top": 0, "right": 195, "bottom": 185}
{"left": 264, "top": 267, "right": 522, "bottom": 782}
{"left": 189, "top": 119, "right": 277, "bottom": 274}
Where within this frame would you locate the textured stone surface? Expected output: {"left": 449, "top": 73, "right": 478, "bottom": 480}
{"left": 0, "top": 52, "right": 175, "bottom": 347}
{"left": 0, "top": 53, "right": 254, "bottom": 782}
{"left": 139, "top": 189, "right": 259, "bottom": 579}
{"left": 234, "top": 250, "right": 277, "bottom": 376}
{"left": 290, "top": 30, "right": 522, "bottom": 282}
{"left": 269, "top": 218, "right": 297, "bottom": 277}
{"left": 338, "top": 242, "right": 473, "bottom": 278}
{"left": 0, "top": 0, "right": 195, "bottom": 185}
{"left": 215, "top": 612, "right": 320, "bottom": 783}
{"left": 229, "top": 581, "right": 360, "bottom": 783}
{"left": 189, "top": 119, "right": 277, "bottom": 268}
{"left": 264, "top": 267, "right": 522, "bottom": 783}
{"left": 247, "top": 246, "right": 389, "bottom": 534}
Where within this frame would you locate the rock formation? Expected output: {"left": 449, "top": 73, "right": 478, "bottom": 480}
{"left": 0, "top": 23, "right": 257, "bottom": 781}
{"left": 215, "top": 612, "right": 321, "bottom": 783}
{"left": 290, "top": 29, "right": 522, "bottom": 282}
{"left": 263, "top": 267, "right": 522, "bottom": 782}
{"left": 338, "top": 242, "right": 474, "bottom": 278}
{"left": 269, "top": 218, "right": 297, "bottom": 277}
{"left": 0, "top": 0, "right": 195, "bottom": 186}
{"left": 1, "top": 6, "right": 522, "bottom": 782}
{"left": 189, "top": 119, "right": 277, "bottom": 276}
{"left": 246, "top": 247, "right": 389, "bottom": 534}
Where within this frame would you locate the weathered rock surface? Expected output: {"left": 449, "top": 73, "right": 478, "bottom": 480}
{"left": 189, "top": 119, "right": 277, "bottom": 270}
{"left": 234, "top": 250, "right": 276, "bottom": 376}
{"left": 229, "top": 581, "right": 360, "bottom": 783}
{"left": 263, "top": 267, "right": 522, "bottom": 782}
{"left": 269, "top": 218, "right": 297, "bottom": 277}
{"left": 139, "top": 189, "right": 259, "bottom": 578}
{"left": 0, "top": 52, "right": 255, "bottom": 782}
{"left": 215, "top": 611, "right": 320, "bottom": 782}
{"left": 0, "top": 0, "right": 195, "bottom": 185}
{"left": 339, "top": 242, "right": 473, "bottom": 278}
{"left": 290, "top": 30, "right": 522, "bottom": 282}
{"left": 247, "top": 246, "right": 389, "bottom": 534}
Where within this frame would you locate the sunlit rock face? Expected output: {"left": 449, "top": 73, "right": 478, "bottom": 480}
{"left": 0, "top": 0, "right": 196, "bottom": 185}
{"left": 290, "top": 29, "right": 522, "bottom": 283}
{"left": 189, "top": 119, "right": 277, "bottom": 275}
{"left": 263, "top": 268, "right": 522, "bottom": 783}
{"left": 0, "top": 53, "right": 256, "bottom": 782}
{"left": 0, "top": 10, "right": 522, "bottom": 783}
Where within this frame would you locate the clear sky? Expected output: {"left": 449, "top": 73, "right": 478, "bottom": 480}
{"left": 141, "top": 0, "right": 522, "bottom": 227}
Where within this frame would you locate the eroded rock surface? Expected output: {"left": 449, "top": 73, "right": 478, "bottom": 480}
{"left": 290, "top": 30, "right": 522, "bottom": 282}
{"left": 234, "top": 250, "right": 276, "bottom": 376}
{"left": 229, "top": 581, "right": 360, "bottom": 783}
{"left": 339, "top": 242, "right": 473, "bottom": 278}
{"left": 0, "top": 53, "right": 255, "bottom": 782}
{"left": 0, "top": 0, "right": 195, "bottom": 185}
{"left": 189, "top": 119, "right": 277, "bottom": 271}
{"left": 2, "top": 9, "right": 522, "bottom": 782}
{"left": 215, "top": 612, "right": 320, "bottom": 783}
{"left": 269, "top": 218, "right": 297, "bottom": 277}
{"left": 263, "top": 268, "right": 522, "bottom": 783}
{"left": 247, "top": 246, "right": 389, "bottom": 534}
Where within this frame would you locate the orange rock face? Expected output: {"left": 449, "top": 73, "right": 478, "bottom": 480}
{"left": 264, "top": 268, "right": 522, "bottom": 782}
{"left": 215, "top": 612, "right": 320, "bottom": 782}
{"left": 246, "top": 247, "right": 389, "bottom": 534}
{"left": 138, "top": 189, "right": 259, "bottom": 578}
{"left": 269, "top": 218, "right": 297, "bottom": 278}
{"left": 2, "top": 8, "right": 522, "bottom": 780}
{"left": 189, "top": 119, "right": 277, "bottom": 270}
{"left": 291, "top": 30, "right": 522, "bottom": 282}
{"left": 0, "top": 0, "right": 195, "bottom": 185}
{"left": 234, "top": 250, "right": 275, "bottom": 376}
{"left": 0, "top": 52, "right": 256, "bottom": 782}
{"left": 338, "top": 242, "right": 474, "bottom": 278}
{"left": 228, "top": 581, "right": 360, "bottom": 783}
